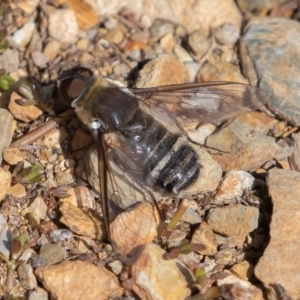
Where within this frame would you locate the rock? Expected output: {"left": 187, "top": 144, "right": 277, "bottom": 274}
{"left": 160, "top": 32, "right": 175, "bottom": 53}
{"left": 240, "top": 18, "right": 300, "bottom": 126}
{"left": 8, "top": 92, "right": 43, "bottom": 123}
{"left": 27, "top": 287, "right": 49, "bottom": 300}
{"left": 213, "top": 23, "right": 240, "bottom": 46}
{"left": 21, "top": 196, "right": 47, "bottom": 222}
{"left": 150, "top": 19, "right": 175, "bottom": 42}
{"left": 236, "top": 0, "right": 283, "bottom": 13}
{"left": 184, "top": 61, "right": 202, "bottom": 83}
{"left": 43, "top": 40, "right": 61, "bottom": 61}
{"left": 55, "top": 172, "right": 75, "bottom": 186}
{"left": 131, "top": 243, "right": 193, "bottom": 299}
{"left": 136, "top": 55, "right": 186, "bottom": 87}
{"left": 0, "top": 49, "right": 19, "bottom": 73}
{"left": 184, "top": 123, "right": 216, "bottom": 145}
{"left": 90, "top": 0, "right": 242, "bottom": 35}
{"left": 48, "top": 229, "right": 73, "bottom": 243}
{"left": 60, "top": 186, "right": 94, "bottom": 209}
{"left": 59, "top": 202, "right": 104, "bottom": 240}
{"left": 197, "top": 59, "right": 248, "bottom": 83}
{"left": 76, "top": 38, "right": 89, "bottom": 51}
{"left": 181, "top": 204, "right": 202, "bottom": 224}
{"left": 174, "top": 45, "right": 194, "bottom": 62}
{"left": 31, "top": 51, "right": 48, "bottom": 68}
{"left": 108, "top": 260, "right": 123, "bottom": 275}
{"left": 35, "top": 261, "right": 123, "bottom": 300}
{"left": 3, "top": 147, "right": 25, "bottom": 165}
{"left": 207, "top": 204, "right": 259, "bottom": 237}
{"left": 109, "top": 202, "right": 160, "bottom": 264}
{"left": 206, "top": 118, "right": 278, "bottom": 172}
{"left": 18, "top": 263, "right": 38, "bottom": 290}
{"left": 255, "top": 168, "right": 300, "bottom": 300}
{"left": 43, "top": 127, "right": 68, "bottom": 149}
{"left": 213, "top": 170, "right": 255, "bottom": 205}
{"left": 191, "top": 222, "right": 218, "bottom": 255}
{"left": 188, "top": 30, "right": 210, "bottom": 58}
{"left": 0, "top": 214, "right": 11, "bottom": 258}
{"left": 236, "top": 111, "right": 278, "bottom": 135}
{"left": 6, "top": 183, "right": 26, "bottom": 198}
{"left": 105, "top": 26, "right": 124, "bottom": 44}
{"left": 217, "top": 270, "right": 263, "bottom": 300}
{"left": 0, "top": 168, "right": 12, "bottom": 201}
{"left": 48, "top": 9, "right": 79, "bottom": 44}
{"left": 11, "top": 20, "right": 35, "bottom": 49}
{"left": 0, "top": 109, "right": 14, "bottom": 164}
{"left": 230, "top": 260, "right": 254, "bottom": 281}
{"left": 52, "top": 0, "right": 100, "bottom": 30}
{"left": 39, "top": 243, "right": 67, "bottom": 266}
{"left": 18, "top": 0, "right": 39, "bottom": 15}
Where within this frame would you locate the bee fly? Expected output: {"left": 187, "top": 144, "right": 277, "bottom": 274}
{"left": 57, "top": 66, "right": 269, "bottom": 264}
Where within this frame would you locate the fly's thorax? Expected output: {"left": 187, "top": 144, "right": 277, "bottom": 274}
{"left": 73, "top": 77, "right": 139, "bottom": 131}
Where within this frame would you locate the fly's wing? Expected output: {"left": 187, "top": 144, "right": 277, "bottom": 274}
{"left": 130, "top": 82, "right": 270, "bottom": 125}
{"left": 96, "top": 132, "right": 160, "bottom": 265}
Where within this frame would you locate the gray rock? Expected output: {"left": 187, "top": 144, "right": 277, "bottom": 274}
{"left": 240, "top": 18, "right": 300, "bottom": 126}
{"left": 28, "top": 287, "right": 49, "bottom": 300}
{"left": 48, "top": 229, "right": 73, "bottom": 243}
{"left": 0, "top": 109, "right": 13, "bottom": 164}
{"left": 39, "top": 243, "right": 67, "bottom": 266}
{"left": 0, "top": 214, "right": 11, "bottom": 258}
{"left": 18, "top": 263, "right": 37, "bottom": 290}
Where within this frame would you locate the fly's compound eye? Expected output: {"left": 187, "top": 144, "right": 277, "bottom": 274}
{"left": 58, "top": 66, "right": 94, "bottom": 106}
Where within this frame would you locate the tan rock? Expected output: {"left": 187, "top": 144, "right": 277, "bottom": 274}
{"left": 191, "top": 222, "right": 218, "bottom": 255}
{"left": 35, "top": 261, "right": 122, "bottom": 299}
{"left": 255, "top": 169, "right": 300, "bottom": 300}
{"left": 236, "top": 111, "right": 278, "bottom": 135}
{"left": 0, "top": 168, "right": 12, "bottom": 201}
{"left": 43, "top": 40, "right": 61, "bottom": 61}
{"left": 6, "top": 183, "right": 26, "bottom": 198}
{"left": 207, "top": 118, "right": 278, "bottom": 172}
{"left": 198, "top": 59, "right": 248, "bottom": 83}
{"left": 48, "top": 9, "right": 78, "bottom": 44}
{"left": 131, "top": 243, "right": 193, "bottom": 299}
{"left": 21, "top": 196, "right": 47, "bottom": 221}
{"left": 231, "top": 260, "right": 254, "bottom": 281}
{"left": 3, "top": 147, "right": 25, "bottom": 165}
{"left": 61, "top": 187, "right": 94, "bottom": 209}
{"left": 43, "top": 127, "right": 68, "bottom": 149}
{"left": 0, "top": 109, "right": 14, "bottom": 164}
{"left": 213, "top": 170, "right": 254, "bottom": 205}
{"left": 90, "top": 0, "right": 242, "bottom": 35}
{"left": 136, "top": 55, "right": 186, "bottom": 87}
{"left": 105, "top": 26, "right": 124, "bottom": 44}
{"left": 59, "top": 202, "right": 104, "bottom": 240}
{"left": 160, "top": 32, "right": 175, "bottom": 52}
{"left": 53, "top": 0, "right": 100, "bottom": 30}
{"left": 207, "top": 204, "right": 259, "bottom": 237}
{"left": 110, "top": 202, "right": 160, "bottom": 265}
{"left": 8, "top": 92, "right": 43, "bottom": 123}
